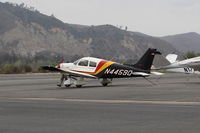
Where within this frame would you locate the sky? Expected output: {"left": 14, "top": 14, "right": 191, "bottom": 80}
{"left": 0, "top": 0, "right": 200, "bottom": 36}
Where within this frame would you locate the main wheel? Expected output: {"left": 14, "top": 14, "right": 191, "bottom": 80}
{"left": 76, "top": 85, "right": 82, "bottom": 88}
{"left": 102, "top": 83, "right": 108, "bottom": 86}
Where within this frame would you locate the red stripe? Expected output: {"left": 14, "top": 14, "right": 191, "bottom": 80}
{"left": 94, "top": 60, "right": 107, "bottom": 73}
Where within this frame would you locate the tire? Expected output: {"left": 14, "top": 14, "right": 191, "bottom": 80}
{"left": 76, "top": 85, "right": 82, "bottom": 88}
{"left": 65, "top": 85, "right": 71, "bottom": 87}
{"left": 102, "top": 83, "right": 108, "bottom": 86}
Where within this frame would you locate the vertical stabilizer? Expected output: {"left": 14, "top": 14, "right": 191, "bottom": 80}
{"left": 134, "top": 48, "right": 161, "bottom": 71}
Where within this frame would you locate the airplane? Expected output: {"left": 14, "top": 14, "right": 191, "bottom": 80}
{"left": 153, "top": 53, "right": 200, "bottom": 74}
{"left": 42, "top": 48, "right": 161, "bottom": 88}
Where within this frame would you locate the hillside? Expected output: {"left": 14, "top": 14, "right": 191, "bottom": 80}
{"left": 161, "top": 32, "right": 200, "bottom": 53}
{"left": 0, "top": 2, "right": 180, "bottom": 67}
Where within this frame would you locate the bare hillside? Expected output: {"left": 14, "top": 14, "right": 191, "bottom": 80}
{"left": 162, "top": 32, "right": 200, "bottom": 53}
{"left": 0, "top": 2, "right": 180, "bottom": 65}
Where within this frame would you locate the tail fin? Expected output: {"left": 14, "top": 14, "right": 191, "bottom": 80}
{"left": 134, "top": 48, "right": 161, "bottom": 70}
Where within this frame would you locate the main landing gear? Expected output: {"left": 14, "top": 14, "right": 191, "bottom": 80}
{"left": 101, "top": 78, "right": 112, "bottom": 86}
{"left": 57, "top": 75, "right": 112, "bottom": 88}
{"left": 57, "top": 74, "right": 85, "bottom": 88}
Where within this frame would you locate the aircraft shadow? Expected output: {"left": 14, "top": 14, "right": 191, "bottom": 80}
{"left": 54, "top": 83, "right": 155, "bottom": 90}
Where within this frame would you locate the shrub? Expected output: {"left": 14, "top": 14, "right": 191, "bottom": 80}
{"left": 185, "top": 51, "right": 200, "bottom": 59}
{"left": 1, "top": 64, "right": 17, "bottom": 74}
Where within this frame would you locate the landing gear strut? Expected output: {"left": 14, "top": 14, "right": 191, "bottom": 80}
{"left": 102, "top": 83, "right": 108, "bottom": 86}
{"left": 57, "top": 74, "right": 65, "bottom": 87}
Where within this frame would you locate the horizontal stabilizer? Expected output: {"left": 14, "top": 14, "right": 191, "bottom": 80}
{"left": 151, "top": 71, "right": 164, "bottom": 76}
{"left": 132, "top": 72, "right": 150, "bottom": 77}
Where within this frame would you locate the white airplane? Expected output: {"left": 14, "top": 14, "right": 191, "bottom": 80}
{"left": 42, "top": 48, "right": 161, "bottom": 87}
{"left": 154, "top": 54, "right": 200, "bottom": 74}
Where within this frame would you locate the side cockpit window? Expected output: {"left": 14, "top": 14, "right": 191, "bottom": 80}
{"left": 89, "top": 61, "right": 97, "bottom": 67}
{"left": 78, "top": 60, "right": 88, "bottom": 66}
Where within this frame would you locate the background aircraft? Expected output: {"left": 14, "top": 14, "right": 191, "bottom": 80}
{"left": 153, "top": 54, "right": 200, "bottom": 74}
{"left": 42, "top": 48, "right": 161, "bottom": 87}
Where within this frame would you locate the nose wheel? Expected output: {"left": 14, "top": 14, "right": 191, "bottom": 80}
{"left": 57, "top": 74, "right": 65, "bottom": 87}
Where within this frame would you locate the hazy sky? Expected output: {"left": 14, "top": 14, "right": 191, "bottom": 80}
{"left": 1, "top": 0, "right": 200, "bottom": 36}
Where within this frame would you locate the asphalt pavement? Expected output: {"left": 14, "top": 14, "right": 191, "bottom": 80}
{"left": 0, "top": 73, "right": 200, "bottom": 133}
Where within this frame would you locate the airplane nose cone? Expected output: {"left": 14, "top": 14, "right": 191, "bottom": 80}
{"left": 56, "top": 63, "right": 61, "bottom": 68}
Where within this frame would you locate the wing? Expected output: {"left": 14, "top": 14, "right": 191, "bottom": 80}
{"left": 167, "top": 59, "right": 200, "bottom": 71}
{"left": 152, "top": 62, "right": 200, "bottom": 72}
{"left": 152, "top": 65, "right": 182, "bottom": 70}
{"left": 183, "top": 62, "right": 200, "bottom": 71}
{"left": 42, "top": 66, "right": 97, "bottom": 79}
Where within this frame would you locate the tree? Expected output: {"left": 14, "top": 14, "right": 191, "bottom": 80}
{"left": 19, "top": 3, "right": 25, "bottom": 8}
{"left": 185, "top": 51, "right": 200, "bottom": 59}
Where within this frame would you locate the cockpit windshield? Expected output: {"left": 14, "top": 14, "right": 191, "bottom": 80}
{"left": 73, "top": 58, "right": 98, "bottom": 68}
{"left": 78, "top": 60, "right": 89, "bottom": 66}
{"left": 73, "top": 59, "right": 79, "bottom": 65}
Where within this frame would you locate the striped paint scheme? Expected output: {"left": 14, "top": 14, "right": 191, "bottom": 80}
{"left": 74, "top": 60, "right": 115, "bottom": 75}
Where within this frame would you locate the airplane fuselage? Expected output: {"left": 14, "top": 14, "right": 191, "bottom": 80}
{"left": 42, "top": 48, "right": 161, "bottom": 87}
{"left": 58, "top": 57, "right": 150, "bottom": 79}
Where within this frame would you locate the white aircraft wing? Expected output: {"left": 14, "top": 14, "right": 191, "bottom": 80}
{"left": 154, "top": 57, "right": 200, "bottom": 72}
{"left": 180, "top": 62, "right": 200, "bottom": 71}
{"left": 42, "top": 66, "right": 97, "bottom": 78}
{"left": 152, "top": 65, "right": 183, "bottom": 70}
{"left": 170, "top": 56, "right": 200, "bottom": 71}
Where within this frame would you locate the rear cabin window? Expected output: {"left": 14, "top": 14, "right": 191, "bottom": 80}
{"left": 78, "top": 60, "right": 88, "bottom": 66}
{"left": 89, "top": 61, "right": 97, "bottom": 67}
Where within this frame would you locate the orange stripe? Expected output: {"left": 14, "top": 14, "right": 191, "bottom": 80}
{"left": 94, "top": 60, "right": 107, "bottom": 73}
{"left": 94, "top": 61, "right": 114, "bottom": 75}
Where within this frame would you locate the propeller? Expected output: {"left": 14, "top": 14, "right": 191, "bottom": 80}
{"left": 55, "top": 57, "right": 64, "bottom": 68}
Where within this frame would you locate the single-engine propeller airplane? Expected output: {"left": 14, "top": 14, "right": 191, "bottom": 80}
{"left": 42, "top": 48, "right": 161, "bottom": 87}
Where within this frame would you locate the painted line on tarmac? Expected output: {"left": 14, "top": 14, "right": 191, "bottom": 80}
{"left": 1, "top": 97, "right": 200, "bottom": 105}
